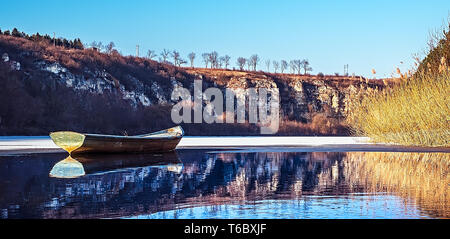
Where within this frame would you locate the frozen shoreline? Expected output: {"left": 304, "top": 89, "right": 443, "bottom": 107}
{"left": 0, "top": 136, "right": 448, "bottom": 155}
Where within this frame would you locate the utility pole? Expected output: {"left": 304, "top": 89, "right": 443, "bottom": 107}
{"left": 136, "top": 45, "right": 139, "bottom": 57}
{"left": 53, "top": 32, "right": 56, "bottom": 47}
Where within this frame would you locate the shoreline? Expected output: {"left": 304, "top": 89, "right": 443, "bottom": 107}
{"left": 0, "top": 136, "right": 448, "bottom": 156}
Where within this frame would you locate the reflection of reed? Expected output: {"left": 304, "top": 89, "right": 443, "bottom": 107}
{"left": 343, "top": 152, "right": 450, "bottom": 218}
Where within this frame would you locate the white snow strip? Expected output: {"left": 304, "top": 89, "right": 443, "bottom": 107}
{"left": 178, "top": 136, "right": 371, "bottom": 147}
{"left": 0, "top": 136, "right": 447, "bottom": 155}
{"left": 0, "top": 137, "right": 59, "bottom": 153}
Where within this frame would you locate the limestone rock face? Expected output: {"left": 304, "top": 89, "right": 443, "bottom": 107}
{"left": 1, "top": 42, "right": 384, "bottom": 121}
{"left": 227, "top": 77, "right": 249, "bottom": 89}
{"left": 2, "top": 53, "right": 9, "bottom": 62}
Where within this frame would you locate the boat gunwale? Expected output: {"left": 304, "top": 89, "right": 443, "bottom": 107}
{"left": 83, "top": 133, "right": 183, "bottom": 140}
{"left": 50, "top": 126, "right": 184, "bottom": 141}
{"left": 49, "top": 132, "right": 182, "bottom": 140}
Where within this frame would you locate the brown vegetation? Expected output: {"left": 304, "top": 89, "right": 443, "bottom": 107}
{"left": 0, "top": 33, "right": 385, "bottom": 136}
{"left": 347, "top": 22, "right": 450, "bottom": 146}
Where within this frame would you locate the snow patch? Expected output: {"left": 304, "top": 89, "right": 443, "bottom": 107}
{"left": 151, "top": 82, "right": 167, "bottom": 104}
{"left": 2, "top": 53, "right": 9, "bottom": 62}
{"left": 10, "top": 61, "right": 20, "bottom": 71}
{"left": 45, "top": 63, "right": 67, "bottom": 74}
{"left": 121, "top": 86, "right": 151, "bottom": 107}
{"left": 139, "top": 94, "right": 151, "bottom": 106}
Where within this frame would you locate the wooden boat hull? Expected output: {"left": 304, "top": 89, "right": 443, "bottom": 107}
{"left": 50, "top": 126, "right": 184, "bottom": 155}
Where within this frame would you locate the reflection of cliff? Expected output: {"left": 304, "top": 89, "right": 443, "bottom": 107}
{"left": 342, "top": 152, "right": 450, "bottom": 218}
{"left": 0, "top": 151, "right": 352, "bottom": 218}
{"left": 212, "top": 152, "right": 349, "bottom": 200}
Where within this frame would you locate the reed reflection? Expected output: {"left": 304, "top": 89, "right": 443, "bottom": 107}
{"left": 343, "top": 152, "right": 450, "bottom": 218}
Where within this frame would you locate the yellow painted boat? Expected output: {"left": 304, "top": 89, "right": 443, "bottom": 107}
{"left": 50, "top": 126, "right": 184, "bottom": 155}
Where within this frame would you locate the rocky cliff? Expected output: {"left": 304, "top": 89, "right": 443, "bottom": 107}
{"left": 0, "top": 34, "right": 390, "bottom": 135}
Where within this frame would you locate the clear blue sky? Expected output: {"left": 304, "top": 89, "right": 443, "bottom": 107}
{"left": 1, "top": 0, "right": 449, "bottom": 77}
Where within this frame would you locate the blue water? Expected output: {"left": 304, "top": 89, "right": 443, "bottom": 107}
{"left": 126, "top": 196, "right": 427, "bottom": 219}
{"left": 0, "top": 150, "right": 446, "bottom": 219}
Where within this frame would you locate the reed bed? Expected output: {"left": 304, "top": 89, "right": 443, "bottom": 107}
{"left": 347, "top": 68, "right": 450, "bottom": 146}
{"left": 348, "top": 19, "right": 450, "bottom": 147}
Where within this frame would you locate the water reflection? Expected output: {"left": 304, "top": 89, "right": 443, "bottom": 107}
{"left": 49, "top": 153, "right": 182, "bottom": 178}
{"left": 0, "top": 150, "right": 448, "bottom": 218}
{"left": 343, "top": 152, "right": 449, "bottom": 218}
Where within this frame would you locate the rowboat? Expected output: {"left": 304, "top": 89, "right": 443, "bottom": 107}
{"left": 49, "top": 152, "right": 182, "bottom": 178}
{"left": 50, "top": 126, "right": 184, "bottom": 155}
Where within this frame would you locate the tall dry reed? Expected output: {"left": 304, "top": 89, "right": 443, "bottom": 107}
{"left": 347, "top": 68, "right": 449, "bottom": 146}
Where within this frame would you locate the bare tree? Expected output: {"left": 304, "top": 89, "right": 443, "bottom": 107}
{"left": 105, "top": 42, "right": 115, "bottom": 54}
{"left": 209, "top": 51, "right": 219, "bottom": 68}
{"left": 188, "top": 52, "right": 196, "bottom": 68}
{"left": 222, "top": 55, "right": 231, "bottom": 69}
{"left": 147, "top": 50, "right": 157, "bottom": 60}
{"left": 218, "top": 56, "right": 225, "bottom": 68}
{"left": 250, "top": 54, "right": 260, "bottom": 71}
{"left": 281, "top": 60, "right": 288, "bottom": 73}
{"left": 289, "top": 60, "right": 297, "bottom": 74}
{"left": 265, "top": 59, "right": 271, "bottom": 72}
{"left": 171, "top": 50, "right": 180, "bottom": 66}
{"left": 178, "top": 58, "right": 187, "bottom": 67}
{"left": 247, "top": 59, "right": 252, "bottom": 71}
{"left": 273, "top": 61, "right": 279, "bottom": 73}
{"left": 160, "top": 49, "right": 170, "bottom": 63}
{"left": 301, "top": 59, "right": 312, "bottom": 74}
{"left": 237, "top": 57, "right": 246, "bottom": 70}
{"left": 202, "top": 53, "right": 210, "bottom": 68}
{"left": 292, "top": 60, "right": 303, "bottom": 75}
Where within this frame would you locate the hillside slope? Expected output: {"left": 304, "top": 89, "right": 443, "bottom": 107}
{"left": 0, "top": 34, "right": 389, "bottom": 136}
